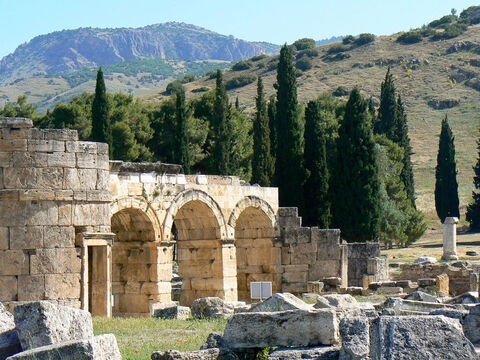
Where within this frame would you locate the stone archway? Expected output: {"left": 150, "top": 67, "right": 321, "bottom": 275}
{"left": 111, "top": 204, "right": 167, "bottom": 317}
{"left": 164, "top": 189, "right": 236, "bottom": 306}
{"left": 229, "top": 197, "right": 278, "bottom": 302}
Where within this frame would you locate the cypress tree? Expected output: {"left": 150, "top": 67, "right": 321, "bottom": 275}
{"left": 174, "top": 88, "right": 191, "bottom": 173}
{"left": 332, "top": 88, "right": 381, "bottom": 242}
{"left": 434, "top": 115, "right": 460, "bottom": 223}
{"left": 252, "top": 77, "right": 274, "bottom": 186}
{"left": 212, "top": 69, "right": 233, "bottom": 175}
{"left": 91, "top": 67, "right": 110, "bottom": 146}
{"left": 375, "top": 67, "right": 397, "bottom": 139}
{"left": 395, "top": 95, "right": 416, "bottom": 207}
{"left": 235, "top": 96, "right": 240, "bottom": 110}
{"left": 303, "top": 100, "right": 330, "bottom": 228}
{"left": 275, "top": 45, "right": 304, "bottom": 210}
{"left": 267, "top": 95, "right": 277, "bottom": 183}
{"left": 466, "top": 135, "right": 480, "bottom": 230}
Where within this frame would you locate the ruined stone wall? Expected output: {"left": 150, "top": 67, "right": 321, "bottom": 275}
{"left": 277, "top": 208, "right": 347, "bottom": 294}
{"left": 347, "top": 243, "right": 388, "bottom": 287}
{"left": 0, "top": 118, "right": 111, "bottom": 308}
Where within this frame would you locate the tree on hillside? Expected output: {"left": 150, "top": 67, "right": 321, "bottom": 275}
{"left": 212, "top": 69, "right": 234, "bottom": 175}
{"left": 275, "top": 45, "right": 305, "bottom": 210}
{"left": 235, "top": 96, "right": 240, "bottom": 110}
{"left": 395, "top": 95, "right": 416, "bottom": 207}
{"left": 435, "top": 115, "right": 460, "bottom": 223}
{"left": 267, "top": 95, "right": 277, "bottom": 183}
{"left": 466, "top": 134, "right": 480, "bottom": 230}
{"left": 332, "top": 88, "right": 381, "bottom": 242}
{"left": 375, "top": 67, "right": 397, "bottom": 139}
{"left": 303, "top": 100, "right": 330, "bottom": 228}
{"left": 91, "top": 68, "right": 111, "bottom": 148}
{"left": 174, "top": 88, "right": 191, "bottom": 173}
{"left": 252, "top": 77, "right": 274, "bottom": 186}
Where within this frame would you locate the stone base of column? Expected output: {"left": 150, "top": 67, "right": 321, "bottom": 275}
{"left": 441, "top": 253, "right": 458, "bottom": 261}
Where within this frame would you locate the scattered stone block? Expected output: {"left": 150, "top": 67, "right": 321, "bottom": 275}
{"left": 151, "top": 349, "right": 220, "bottom": 360}
{"left": 152, "top": 303, "right": 190, "bottom": 320}
{"left": 323, "top": 277, "right": 341, "bottom": 287}
{"left": 314, "top": 294, "right": 360, "bottom": 312}
{"left": 191, "top": 297, "right": 234, "bottom": 319}
{"left": 436, "top": 273, "right": 449, "bottom": 296}
{"left": 418, "top": 278, "right": 436, "bottom": 287}
{"left": 339, "top": 315, "right": 370, "bottom": 360}
{"left": 6, "top": 334, "right": 121, "bottom": 360}
{"left": 463, "top": 304, "right": 480, "bottom": 344}
{"left": 406, "top": 290, "right": 439, "bottom": 303}
{"left": 14, "top": 301, "right": 93, "bottom": 350}
{"left": 307, "top": 281, "right": 324, "bottom": 294}
{"left": 0, "top": 303, "right": 21, "bottom": 360}
{"left": 466, "top": 251, "right": 479, "bottom": 257}
{"left": 345, "top": 287, "right": 363, "bottom": 296}
{"left": 250, "top": 293, "right": 313, "bottom": 312}
{"left": 414, "top": 256, "right": 437, "bottom": 265}
{"left": 268, "top": 346, "right": 340, "bottom": 360}
{"left": 223, "top": 309, "right": 339, "bottom": 349}
{"left": 448, "top": 291, "right": 479, "bottom": 305}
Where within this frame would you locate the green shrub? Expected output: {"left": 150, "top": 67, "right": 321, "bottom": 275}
{"left": 342, "top": 35, "right": 355, "bottom": 44}
{"left": 231, "top": 60, "right": 253, "bottom": 71}
{"left": 165, "top": 80, "right": 184, "bottom": 95}
{"left": 327, "top": 44, "right": 349, "bottom": 54}
{"left": 296, "top": 57, "right": 313, "bottom": 71}
{"left": 324, "top": 52, "right": 350, "bottom": 62}
{"left": 354, "top": 33, "right": 375, "bottom": 46}
{"left": 332, "top": 86, "right": 349, "bottom": 97}
{"left": 181, "top": 74, "right": 195, "bottom": 83}
{"left": 251, "top": 54, "right": 267, "bottom": 62}
{"left": 460, "top": 5, "right": 480, "bottom": 24}
{"left": 292, "top": 38, "right": 316, "bottom": 51}
{"left": 191, "top": 87, "right": 209, "bottom": 93}
{"left": 397, "top": 31, "right": 423, "bottom": 44}
{"left": 432, "top": 23, "right": 468, "bottom": 40}
{"left": 297, "top": 48, "right": 319, "bottom": 58}
{"left": 428, "top": 14, "right": 457, "bottom": 28}
{"left": 225, "top": 74, "right": 256, "bottom": 90}
{"left": 205, "top": 71, "right": 216, "bottom": 79}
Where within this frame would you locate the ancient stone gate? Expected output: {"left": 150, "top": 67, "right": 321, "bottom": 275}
{"left": 0, "top": 118, "right": 349, "bottom": 317}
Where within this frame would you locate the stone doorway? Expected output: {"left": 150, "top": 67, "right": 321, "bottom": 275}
{"left": 111, "top": 208, "right": 160, "bottom": 317}
{"left": 234, "top": 207, "right": 277, "bottom": 302}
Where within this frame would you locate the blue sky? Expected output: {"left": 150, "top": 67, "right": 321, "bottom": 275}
{"left": 0, "top": 0, "right": 478, "bottom": 59}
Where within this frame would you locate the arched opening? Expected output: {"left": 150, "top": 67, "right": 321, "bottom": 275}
{"left": 111, "top": 207, "right": 160, "bottom": 317}
{"left": 173, "top": 200, "right": 226, "bottom": 306}
{"left": 235, "top": 207, "right": 277, "bottom": 302}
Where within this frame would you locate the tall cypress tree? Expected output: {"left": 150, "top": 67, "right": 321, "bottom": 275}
{"left": 267, "top": 95, "right": 277, "bottom": 183}
{"left": 332, "top": 88, "right": 381, "bottom": 242}
{"left": 212, "top": 69, "right": 233, "bottom": 175}
{"left": 375, "top": 67, "right": 397, "bottom": 139}
{"left": 91, "top": 67, "right": 110, "bottom": 146}
{"left": 252, "top": 77, "right": 274, "bottom": 186}
{"left": 303, "top": 100, "right": 330, "bottom": 228}
{"left": 435, "top": 115, "right": 460, "bottom": 223}
{"left": 395, "top": 95, "right": 416, "bottom": 207}
{"left": 467, "top": 135, "right": 480, "bottom": 230}
{"left": 174, "top": 88, "right": 190, "bottom": 173}
{"left": 275, "top": 45, "right": 304, "bottom": 210}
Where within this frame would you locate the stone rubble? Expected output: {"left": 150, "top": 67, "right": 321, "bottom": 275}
{"left": 191, "top": 297, "right": 234, "bottom": 319}
{"left": 249, "top": 292, "right": 313, "bottom": 312}
{"left": 0, "top": 304, "right": 21, "bottom": 360}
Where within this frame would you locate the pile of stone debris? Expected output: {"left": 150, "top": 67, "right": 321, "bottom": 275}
{"left": 151, "top": 292, "right": 480, "bottom": 360}
{"left": 0, "top": 301, "right": 121, "bottom": 360}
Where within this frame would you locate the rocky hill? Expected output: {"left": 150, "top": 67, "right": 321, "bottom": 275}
{"left": 142, "top": 23, "right": 480, "bottom": 217}
{"left": 0, "top": 22, "right": 280, "bottom": 85}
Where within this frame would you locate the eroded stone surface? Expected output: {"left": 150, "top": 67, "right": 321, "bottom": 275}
{"left": 191, "top": 297, "right": 234, "bottom": 319}
{"left": 250, "top": 293, "right": 312, "bottom": 312}
{"left": 268, "top": 346, "right": 340, "bottom": 360}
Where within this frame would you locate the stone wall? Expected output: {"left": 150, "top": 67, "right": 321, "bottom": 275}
{"left": 0, "top": 118, "right": 111, "bottom": 310}
{"left": 347, "top": 243, "right": 388, "bottom": 287}
{"left": 277, "top": 208, "right": 347, "bottom": 294}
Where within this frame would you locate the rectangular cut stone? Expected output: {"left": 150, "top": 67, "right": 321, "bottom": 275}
{"left": 27, "top": 140, "right": 65, "bottom": 153}
{"left": 9, "top": 226, "right": 43, "bottom": 250}
{"left": 76, "top": 153, "right": 96, "bottom": 168}
{"left": 63, "top": 168, "right": 97, "bottom": 190}
{"left": 46, "top": 152, "right": 75, "bottom": 168}
{"left": 43, "top": 129, "right": 78, "bottom": 141}
{"left": 25, "top": 202, "right": 58, "bottom": 226}
{"left": 13, "top": 301, "right": 94, "bottom": 350}
{"left": 223, "top": 309, "right": 339, "bottom": 348}
{"left": 43, "top": 226, "right": 74, "bottom": 248}
{"left": 0, "top": 227, "right": 8, "bottom": 250}
{"left": 96, "top": 170, "right": 109, "bottom": 190}
{"left": 11, "top": 152, "right": 48, "bottom": 168}
{"left": 0, "top": 140, "right": 27, "bottom": 152}
{"left": 44, "top": 273, "right": 81, "bottom": 300}
{"left": 30, "top": 248, "right": 81, "bottom": 274}
{"left": 96, "top": 154, "right": 109, "bottom": 170}
{"left": 58, "top": 203, "right": 72, "bottom": 225}
{"left": 6, "top": 334, "right": 121, "bottom": 360}
{"left": 65, "top": 141, "right": 97, "bottom": 154}
{"left": 17, "top": 275, "right": 45, "bottom": 301}
{"left": 0, "top": 250, "right": 29, "bottom": 276}
{"left": 0, "top": 276, "right": 17, "bottom": 301}
{"left": 18, "top": 190, "right": 55, "bottom": 201}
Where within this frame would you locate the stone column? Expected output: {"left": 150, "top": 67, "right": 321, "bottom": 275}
{"left": 442, "top": 217, "right": 459, "bottom": 260}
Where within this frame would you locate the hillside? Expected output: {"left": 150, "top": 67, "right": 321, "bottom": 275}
{"left": 0, "top": 22, "right": 279, "bottom": 85}
{"left": 142, "top": 25, "right": 480, "bottom": 218}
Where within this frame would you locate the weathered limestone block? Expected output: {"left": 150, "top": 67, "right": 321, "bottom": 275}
{"left": 14, "top": 301, "right": 94, "bottom": 350}
{"left": 369, "top": 315, "right": 477, "bottom": 359}
{"left": 0, "top": 276, "right": 17, "bottom": 301}
{"left": 6, "top": 334, "right": 121, "bottom": 360}
{"left": 0, "top": 228, "right": 8, "bottom": 250}
{"left": 9, "top": 227, "right": 43, "bottom": 250}
{"left": 0, "top": 251, "right": 29, "bottom": 276}
{"left": 151, "top": 349, "right": 220, "bottom": 360}
{"left": 17, "top": 275, "right": 45, "bottom": 301}
{"left": 436, "top": 273, "right": 449, "bottom": 296}
{"left": 43, "top": 226, "right": 74, "bottom": 248}
{"left": 0, "top": 303, "right": 21, "bottom": 360}
{"left": 314, "top": 294, "right": 360, "bottom": 312}
{"left": 339, "top": 316, "right": 370, "bottom": 360}
{"left": 152, "top": 303, "right": 191, "bottom": 320}
{"left": 223, "top": 309, "right": 339, "bottom": 349}
{"left": 191, "top": 297, "right": 234, "bottom": 319}
{"left": 268, "top": 346, "right": 340, "bottom": 360}
{"left": 30, "top": 248, "right": 81, "bottom": 274}
{"left": 44, "top": 273, "right": 81, "bottom": 300}
{"left": 250, "top": 293, "right": 313, "bottom": 312}
{"left": 463, "top": 304, "right": 480, "bottom": 344}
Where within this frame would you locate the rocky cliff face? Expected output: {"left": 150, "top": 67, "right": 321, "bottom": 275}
{"left": 0, "top": 22, "right": 279, "bottom": 84}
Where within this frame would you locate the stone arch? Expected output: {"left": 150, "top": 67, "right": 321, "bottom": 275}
{"left": 110, "top": 203, "right": 164, "bottom": 317}
{"left": 230, "top": 197, "right": 278, "bottom": 302}
{"left": 110, "top": 196, "right": 162, "bottom": 242}
{"left": 163, "top": 189, "right": 228, "bottom": 242}
{"left": 163, "top": 189, "right": 235, "bottom": 305}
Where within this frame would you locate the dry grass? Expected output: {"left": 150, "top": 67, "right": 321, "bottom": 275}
{"left": 93, "top": 317, "right": 227, "bottom": 360}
